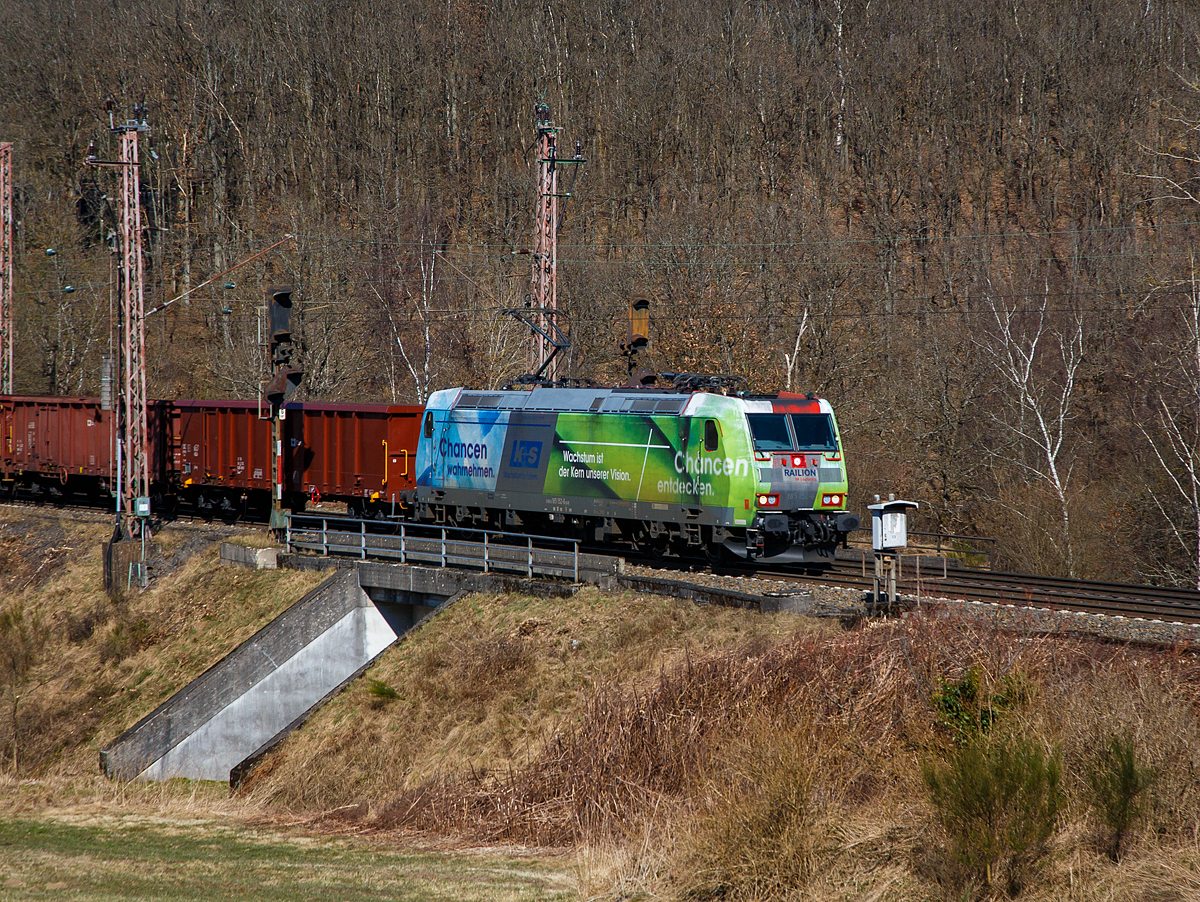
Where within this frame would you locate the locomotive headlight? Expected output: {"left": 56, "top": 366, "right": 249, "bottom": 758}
{"left": 791, "top": 454, "right": 805, "bottom": 467}
{"left": 821, "top": 493, "right": 844, "bottom": 506}
{"left": 757, "top": 493, "right": 779, "bottom": 508}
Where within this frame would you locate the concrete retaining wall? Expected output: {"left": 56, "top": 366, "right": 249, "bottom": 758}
{"left": 100, "top": 567, "right": 402, "bottom": 783}
{"left": 220, "top": 543, "right": 278, "bottom": 570}
{"left": 98, "top": 559, "right": 586, "bottom": 785}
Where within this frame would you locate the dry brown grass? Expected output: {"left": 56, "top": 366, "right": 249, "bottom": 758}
{"left": 369, "top": 616, "right": 932, "bottom": 847}
{"left": 0, "top": 510, "right": 326, "bottom": 780}
{"left": 6, "top": 509, "right": 1200, "bottom": 901}
{"left": 246, "top": 601, "right": 1200, "bottom": 901}
{"left": 239, "top": 589, "right": 823, "bottom": 813}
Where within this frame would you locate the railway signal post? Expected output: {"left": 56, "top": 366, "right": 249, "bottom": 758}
{"left": 265, "top": 286, "right": 303, "bottom": 528}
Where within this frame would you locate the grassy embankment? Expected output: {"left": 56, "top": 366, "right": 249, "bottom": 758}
{"left": 3, "top": 508, "right": 1200, "bottom": 900}
{"left": 250, "top": 587, "right": 1200, "bottom": 901}
{"left": 0, "top": 508, "right": 574, "bottom": 899}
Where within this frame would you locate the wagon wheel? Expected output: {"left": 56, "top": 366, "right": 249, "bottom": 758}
{"left": 219, "top": 496, "right": 242, "bottom": 525}
{"left": 196, "top": 495, "right": 215, "bottom": 522}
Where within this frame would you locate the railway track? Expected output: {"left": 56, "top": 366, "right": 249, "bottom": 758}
{"left": 7, "top": 499, "right": 1200, "bottom": 628}
{"left": 748, "top": 554, "right": 1200, "bottom": 625}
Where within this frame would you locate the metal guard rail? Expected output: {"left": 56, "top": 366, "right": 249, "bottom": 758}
{"left": 283, "top": 513, "right": 584, "bottom": 582}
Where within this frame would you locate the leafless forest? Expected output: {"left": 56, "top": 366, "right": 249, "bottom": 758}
{"left": 4, "top": 0, "right": 1200, "bottom": 583}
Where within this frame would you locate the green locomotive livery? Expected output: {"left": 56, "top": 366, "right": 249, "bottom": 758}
{"left": 415, "top": 385, "right": 858, "bottom": 564}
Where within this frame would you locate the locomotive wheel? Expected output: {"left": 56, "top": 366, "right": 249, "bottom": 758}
{"left": 645, "top": 534, "right": 670, "bottom": 561}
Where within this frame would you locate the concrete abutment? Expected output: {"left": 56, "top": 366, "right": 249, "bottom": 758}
{"left": 99, "top": 552, "right": 579, "bottom": 785}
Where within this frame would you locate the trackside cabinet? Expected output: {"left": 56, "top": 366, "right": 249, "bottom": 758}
{"left": 867, "top": 497, "right": 918, "bottom": 607}
{"left": 869, "top": 497, "right": 919, "bottom": 551}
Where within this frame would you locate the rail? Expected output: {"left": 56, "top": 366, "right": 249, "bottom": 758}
{"left": 774, "top": 558, "right": 1200, "bottom": 625}
{"left": 282, "top": 513, "right": 585, "bottom": 582}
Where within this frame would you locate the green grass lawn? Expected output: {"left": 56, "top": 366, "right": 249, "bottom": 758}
{"left": 0, "top": 816, "right": 576, "bottom": 902}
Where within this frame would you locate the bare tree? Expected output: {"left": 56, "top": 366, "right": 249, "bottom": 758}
{"left": 368, "top": 208, "right": 449, "bottom": 404}
{"left": 782, "top": 308, "right": 810, "bottom": 392}
{"left": 1139, "top": 260, "right": 1200, "bottom": 589}
{"left": 976, "top": 275, "right": 1086, "bottom": 577}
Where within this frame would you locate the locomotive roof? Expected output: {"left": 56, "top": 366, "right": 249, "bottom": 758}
{"left": 451, "top": 386, "right": 689, "bottom": 415}
{"left": 444, "top": 386, "right": 827, "bottom": 416}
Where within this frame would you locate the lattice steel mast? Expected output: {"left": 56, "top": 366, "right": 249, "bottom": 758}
{"left": 528, "top": 103, "right": 584, "bottom": 384}
{"left": 88, "top": 102, "right": 151, "bottom": 537}
{"left": 0, "top": 142, "right": 12, "bottom": 395}
{"left": 119, "top": 123, "right": 149, "bottom": 534}
{"left": 531, "top": 104, "right": 558, "bottom": 381}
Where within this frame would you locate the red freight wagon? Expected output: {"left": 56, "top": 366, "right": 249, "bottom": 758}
{"left": 285, "top": 403, "right": 423, "bottom": 515}
{"left": 173, "top": 400, "right": 273, "bottom": 491}
{"left": 0, "top": 396, "right": 170, "bottom": 504}
{"left": 171, "top": 400, "right": 423, "bottom": 517}
{"left": 0, "top": 394, "right": 423, "bottom": 519}
{"left": 171, "top": 400, "right": 274, "bottom": 518}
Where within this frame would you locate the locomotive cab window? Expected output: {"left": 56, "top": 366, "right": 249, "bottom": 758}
{"left": 423, "top": 412, "right": 434, "bottom": 438}
{"left": 746, "top": 413, "right": 792, "bottom": 451}
{"left": 704, "top": 419, "right": 719, "bottom": 452}
{"left": 790, "top": 414, "right": 838, "bottom": 451}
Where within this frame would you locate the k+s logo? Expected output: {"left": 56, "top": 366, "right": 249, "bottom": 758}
{"left": 509, "top": 440, "right": 542, "bottom": 469}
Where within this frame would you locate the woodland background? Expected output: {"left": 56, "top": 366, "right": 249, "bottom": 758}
{"left": 4, "top": 0, "right": 1200, "bottom": 584}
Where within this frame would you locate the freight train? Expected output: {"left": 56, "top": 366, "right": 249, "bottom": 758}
{"left": 0, "top": 395, "right": 422, "bottom": 521}
{"left": 0, "top": 382, "right": 859, "bottom": 564}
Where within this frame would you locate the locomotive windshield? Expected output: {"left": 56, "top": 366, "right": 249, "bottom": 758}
{"left": 747, "top": 412, "right": 839, "bottom": 452}
{"left": 747, "top": 414, "right": 793, "bottom": 451}
{"left": 790, "top": 414, "right": 838, "bottom": 451}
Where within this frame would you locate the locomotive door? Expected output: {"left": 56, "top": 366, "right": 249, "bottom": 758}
{"left": 423, "top": 410, "right": 448, "bottom": 487}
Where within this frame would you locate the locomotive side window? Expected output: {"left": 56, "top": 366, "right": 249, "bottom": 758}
{"left": 790, "top": 414, "right": 838, "bottom": 451}
{"left": 423, "top": 412, "right": 434, "bottom": 438}
{"left": 704, "top": 419, "right": 719, "bottom": 452}
{"left": 746, "top": 414, "right": 792, "bottom": 451}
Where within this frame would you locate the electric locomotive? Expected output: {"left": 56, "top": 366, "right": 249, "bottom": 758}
{"left": 413, "top": 383, "right": 859, "bottom": 564}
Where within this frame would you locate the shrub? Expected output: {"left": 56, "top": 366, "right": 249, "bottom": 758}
{"left": 97, "top": 617, "right": 152, "bottom": 664}
{"left": 1087, "top": 732, "right": 1154, "bottom": 861}
{"left": 923, "top": 733, "right": 1064, "bottom": 896}
{"left": 65, "top": 602, "right": 109, "bottom": 644}
{"left": 932, "top": 668, "right": 1032, "bottom": 745}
